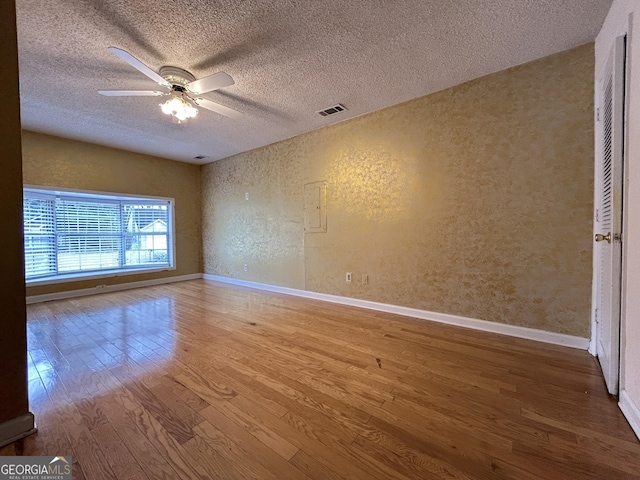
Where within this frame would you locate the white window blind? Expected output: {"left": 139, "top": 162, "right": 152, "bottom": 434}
{"left": 23, "top": 195, "right": 56, "bottom": 278}
{"left": 23, "top": 188, "right": 174, "bottom": 282}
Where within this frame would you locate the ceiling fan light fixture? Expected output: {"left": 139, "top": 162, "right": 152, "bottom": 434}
{"left": 160, "top": 94, "right": 198, "bottom": 122}
{"left": 100, "top": 48, "right": 241, "bottom": 120}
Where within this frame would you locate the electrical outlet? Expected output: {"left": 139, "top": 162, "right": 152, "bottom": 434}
{"left": 362, "top": 274, "right": 368, "bottom": 286}
{"left": 346, "top": 272, "right": 352, "bottom": 283}
{"left": 243, "top": 264, "right": 248, "bottom": 272}
{"left": 245, "top": 192, "right": 249, "bottom": 201}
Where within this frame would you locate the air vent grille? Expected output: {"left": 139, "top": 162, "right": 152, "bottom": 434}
{"left": 317, "top": 104, "right": 347, "bottom": 117}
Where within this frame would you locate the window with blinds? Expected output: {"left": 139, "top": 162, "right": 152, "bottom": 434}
{"left": 23, "top": 188, "right": 174, "bottom": 282}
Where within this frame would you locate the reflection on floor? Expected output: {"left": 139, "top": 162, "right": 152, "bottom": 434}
{"left": 2, "top": 279, "right": 639, "bottom": 479}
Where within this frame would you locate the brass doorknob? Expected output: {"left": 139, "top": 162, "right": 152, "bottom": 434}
{"left": 595, "top": 233, "right": 612, "bottom": 243}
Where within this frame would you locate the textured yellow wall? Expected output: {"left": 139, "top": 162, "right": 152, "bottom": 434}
{"left": 22, "top": 131, "right": 202, "bottom": 296}
{"left": 202, "top": 143, "right": 305, "bottom": 287}
{"left": 202, "top": 44, "right": 594, "bottom": 337}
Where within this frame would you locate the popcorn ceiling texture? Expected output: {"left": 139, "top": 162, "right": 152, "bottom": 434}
{"left": 15, "top": 0, "right": 610, "bottom": 164}
{"left": 21, "top": 131, "right": 202, "bottom": 297}
{"left": 202, "top": 44, "right": 594, "bottom": 337}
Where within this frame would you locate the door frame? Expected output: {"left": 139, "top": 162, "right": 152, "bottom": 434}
{"left": 590, "top": 30, "right": 631, "bottom": 396}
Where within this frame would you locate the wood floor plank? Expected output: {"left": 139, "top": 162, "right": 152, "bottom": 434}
{"left": 199, "top": 404, "right": 307, "bottom": 480}
{"left": 56, "top": 404, "right": 119, "bottom": 480}
{"left": 107, "top": 383, "right": 212, "bottom": 480}
{"left": 110, "top": 368, "right": 196, "bottom": 445}
{"left": 90, "top": 423, "right": 150, "bottom": 480}
{"left": 99, "top": 389, "right": 185, "bottom": 480}
{"left": 149, "top": 380, "right": 205, "bottom": 429}
{"left": 352, "top": 433, "right": 471, "bottom": 480}
{"left": 3, "top": 279, "right": 636, "bottom": 480}
{"left": 174, "top": 357, "right": 291, "bottom": 418}
{"left": 179, "top": 436, "right": 245, "bottom": 479}
{"left": 226, "top": 357, "right": 373, "bottom": 426}
{"left": 289, "top": 449, "right": 349, "bottom": 480}
{"left": 365, "top": 409, "right": 503, "bottom": 478}
{"left": 229, "top": 394, "right": 382, "bottom": 480}
{"left": 193, "top": 420, "right": 286, "bottom": 480}
{"left": 154, "top": 374, "right": 211, "bottom": 412}
{"left": 202, "top": 401, "right": 300, "bottom": 460}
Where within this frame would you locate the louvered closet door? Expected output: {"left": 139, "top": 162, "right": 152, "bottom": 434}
{"left": 595, "top": 36, "right": 625, "bottom": 396}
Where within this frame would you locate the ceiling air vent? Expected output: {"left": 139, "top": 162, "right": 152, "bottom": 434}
{"left": 193, "top": 155, "right": 209, "bottom": 160}
{"left": 317, "top": 104, "right": 347, "bottom": 117}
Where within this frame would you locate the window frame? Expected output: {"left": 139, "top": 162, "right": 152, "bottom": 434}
{"left": 23, "top": 185, "right": 176, "bottom": 286}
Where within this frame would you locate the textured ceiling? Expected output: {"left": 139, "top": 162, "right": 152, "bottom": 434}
{"left": 16, "top": 0, "right": 612, "bottom": 164}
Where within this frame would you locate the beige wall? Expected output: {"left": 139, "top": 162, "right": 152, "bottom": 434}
{"left": 202, "top": 44, "right": 594, "bottom": 338}
{"left": 201, "top": 144, "right": 305, "bottom": 287}
{"left": 22, "top": 131, "right": 202, "bottom": 296}
{"left": 0, "top": 0, "right": 30, "bottom": 429}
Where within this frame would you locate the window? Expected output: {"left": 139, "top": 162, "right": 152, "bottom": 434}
{"left": 23, "top": 187, "right": 174, "bottom": 283}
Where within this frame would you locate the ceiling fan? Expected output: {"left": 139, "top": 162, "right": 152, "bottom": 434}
{"left": 99, "top": 47, "right": 242, "bottom": 122}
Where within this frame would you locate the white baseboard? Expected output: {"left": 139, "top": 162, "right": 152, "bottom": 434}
{"left": 27, "top": 272, "right": 590, "bottom": 350}
{"left": 0, "top": 412, "right": 37, "bottom": 448}
{"left": 203, "top": 274, "right": 590, "bottom": 350}
{"left": 26, "top": 273, "right": 202, "bottom": 304}
{"left": 619, "top": 390, "right": 640, "bottom": 441}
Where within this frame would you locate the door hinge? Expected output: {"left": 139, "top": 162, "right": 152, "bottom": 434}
{"left": 596, "top": 107, "right": 600, "bottom": 122}
{"left": 595, "top": 308, "right": 599, "bottom": 324}
{"left": 595, "top": 208, "right": 599, "bottom": 222}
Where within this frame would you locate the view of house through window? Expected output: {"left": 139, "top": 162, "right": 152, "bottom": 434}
{"left": 23, "top": 188, "right": 174, "bottom": 282}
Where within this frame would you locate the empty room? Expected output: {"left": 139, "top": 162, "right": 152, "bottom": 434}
{"left": 1, "top": 0, "right": 640, "bottom": 479}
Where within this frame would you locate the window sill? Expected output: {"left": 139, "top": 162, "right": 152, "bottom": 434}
{"left": 26, "top": 266, "right": 176, "bottom": 287}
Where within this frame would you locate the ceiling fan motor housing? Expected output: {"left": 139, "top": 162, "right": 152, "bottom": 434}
{"left": 159, "top": 66, "right": 196, "bottom": 87}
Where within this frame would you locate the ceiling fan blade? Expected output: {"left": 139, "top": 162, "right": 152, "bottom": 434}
{"left": 193, "top": 98, "right": 243, "bottom": 119}
{"left": 186, "top": 72, "right": 234, "bottom": 94}
{"left": 108, "top": 47, "right": 170, "bottom": 87}
{"left": 98, "top": 90, "right": 165, "bottom": 96}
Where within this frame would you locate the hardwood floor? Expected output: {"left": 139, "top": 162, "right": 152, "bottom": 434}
{"left": 2, "top": 279, "right": 639, "bottom": 479}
